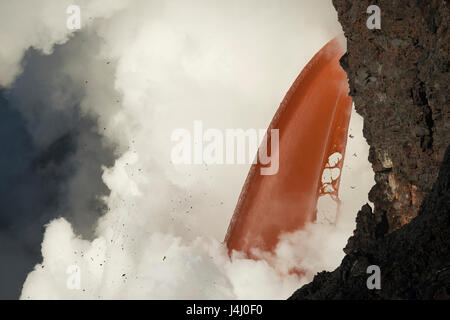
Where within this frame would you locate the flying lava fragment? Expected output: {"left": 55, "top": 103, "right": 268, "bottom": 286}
{"left": 225, "top": 35, "right": 352, "bottom": 259}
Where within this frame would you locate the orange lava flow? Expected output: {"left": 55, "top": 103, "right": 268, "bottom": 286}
{"left": 225, "top": 36, "right": 352, "bottom": 258}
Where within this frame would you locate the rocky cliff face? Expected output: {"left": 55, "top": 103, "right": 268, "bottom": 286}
{"left": 291, "top": 148, "right": 450, "bottom": 299}
{"left": 290, "top": 0, "right": 449, "bottom": 299}
{"left": 290, "top": 145, "right": 449, "bottom": 299}
{"left": 339, "top": 0, "right": 449, "bottom": 232}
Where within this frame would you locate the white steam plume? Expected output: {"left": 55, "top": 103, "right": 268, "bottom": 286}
{"left": 0, "top": 0, "right": 130, "bottom": 88}
{"left": 17, "top": 0, "right": 374, "bottom": 299}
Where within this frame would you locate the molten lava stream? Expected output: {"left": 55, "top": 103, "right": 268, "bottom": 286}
{"left": 225, "top": 36, "right": 352, "bottom": 263}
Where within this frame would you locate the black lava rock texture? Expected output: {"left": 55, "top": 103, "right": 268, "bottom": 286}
{"left": 290, "top": 0, "right": 449, "bottom": 299}
{"left": 290, "top": 145, "right": 449, "bottom": 299}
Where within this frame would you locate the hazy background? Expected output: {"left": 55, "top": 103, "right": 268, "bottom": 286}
{"left": 0, "top": 0, "right": 374, "bottom": 299}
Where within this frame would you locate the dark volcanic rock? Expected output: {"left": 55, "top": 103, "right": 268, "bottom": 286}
{"left": 290, "top": 144, "right": 450, "bottom": 299}
{"left": 290, "top": 0, "right": 449, "bottom": 299}
{"left": 337, "top": 0, "right": 449, "bottom": 231}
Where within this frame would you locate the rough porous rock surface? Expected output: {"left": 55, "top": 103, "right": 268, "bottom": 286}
{"left": 340, "top": 0, "right": 448, "bottom": 231}
{"left": 290, "top": 0, "right": 449, "bottom": 299}
{"left": 290, "top": 144, "right": 450, "bottom": 299}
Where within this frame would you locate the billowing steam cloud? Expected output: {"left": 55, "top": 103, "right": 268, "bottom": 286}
{"left": 0, "top": 0, "right": 129, "bottom": 87}
{"left": 1, "top": 0, "right": 374, "bottom": 299}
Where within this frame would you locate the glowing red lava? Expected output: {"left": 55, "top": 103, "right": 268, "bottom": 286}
{"left": 225, "top": 36, "right": 352, "bottom": 259}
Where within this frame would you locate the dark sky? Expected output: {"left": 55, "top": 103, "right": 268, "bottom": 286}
{"left": 0, "top": 38, "right": 115, "bottom": 299}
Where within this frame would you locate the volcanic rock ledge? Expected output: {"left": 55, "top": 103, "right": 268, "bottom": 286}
{"left": 290, "top": 0, "right": 449, "bottom": 299}
{"left": 290, "top": 145, "right": 449, "bottom": 299}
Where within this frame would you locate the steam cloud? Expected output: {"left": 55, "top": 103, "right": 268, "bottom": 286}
{"left": 0, "top": 0, "right": 374, "bottom": 299}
